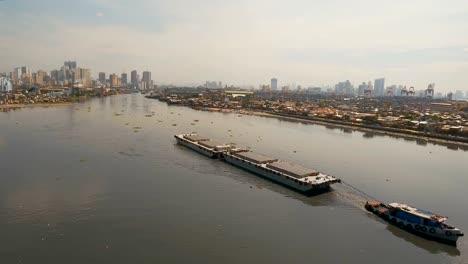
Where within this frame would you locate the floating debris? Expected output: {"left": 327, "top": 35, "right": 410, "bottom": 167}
{"left": 194, "top": 120, "right": 199, "bottom": 122}
{"left": 145, "top": 115, "right": 152, "bottom": 117}
{"left": 191, "top": 123, "right": 196, "bottom": 125}
{"left": 79, "top": 159, "right": 87, "bottom": 163}
{"left": 172, "top": 124, "right": 178, "bottom": 126}
{"left": 133, "top": 127, "right": 142, "bottom": 129}
{"left": 124, "top": 123, "right": 129, "bottom": 126}
{"left": 114, "top": 113, "right": 123, "bottom": 116}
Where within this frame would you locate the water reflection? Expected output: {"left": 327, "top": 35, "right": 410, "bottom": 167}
{"left": 386, "top": 225, "right": 461, "bottom": 257}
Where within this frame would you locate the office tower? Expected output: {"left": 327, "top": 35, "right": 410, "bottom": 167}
{"left": 374, "top": 78, "right": 385, "bottom": 97}
{"left": 271, "top": 78, "right": 278, "bottom": 90}
{"left": 72, "top": 67, "right": 82, "bottom": 83}
{"left": 80, "top": 68, "right": 91, "bottom": 86}
{"left": 64, "top": 61, "right": 77, "bottom": 69}
{"left": 131, "top": 70, "right": 138, "bottom": 84}
{"left": 98, "top": 72, "right": 106, "bottom": 84}
{"left": 109, "top": 74, "right": 119, "bottom": 88}
{"left": 142, "top": 71, "right": 151, "bottom": 86}
{"left": 0, "top": 77, "right": 13, "bottom": 92}
{"left": 35, "top": 70, "right": 48, "bottom": 85}
{"left": 121, "top": 73, "right": 128, "bottom": 85}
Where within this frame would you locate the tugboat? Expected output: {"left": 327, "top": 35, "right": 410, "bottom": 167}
{"left": 365, "top": 200, "right": 463, "bottom": 245}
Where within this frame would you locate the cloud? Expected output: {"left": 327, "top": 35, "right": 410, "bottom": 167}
{"left": 1, "top": 0, "right": 468, "bottom": 90}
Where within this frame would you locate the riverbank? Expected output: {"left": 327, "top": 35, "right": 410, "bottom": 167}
{"left": 247, "top": 111, "right": 468, "bottom": 148}
{"left": 0, "top": 102, "right": 72, "bottom": 110}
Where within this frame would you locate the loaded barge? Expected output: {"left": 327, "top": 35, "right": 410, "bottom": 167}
{"left": 365, "top": 200, "right": 464, "bottom": 245}
{"left": 175, "top": 133, "right": 340, "bottom": 193}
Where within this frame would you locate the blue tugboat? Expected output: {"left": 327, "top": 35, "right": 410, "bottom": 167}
{"left": 365, "top": 200, "right": 463, "bottom": 245}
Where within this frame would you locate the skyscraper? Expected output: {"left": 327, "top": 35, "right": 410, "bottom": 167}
{"left": 98, "top": 72, "right": 106, "bottom": 84}
{"left": 64, "top": 61, "right": 77, "bottom": 69}
{"left": 121, "top": 73, "right": 128, "bottom": 85}
{"left": 80, "top": 68, "right": 91, "bottom": 86}
{"left": 0, "top": 77, "right": 13, "bottom": 92}
{"left": 131, "top": 70, "right": 138, "bottom": 84}
{"left": 271, "top": 78, "right": 278, "bottom": 90}
{"left": 109, "top": 74, "right": 119, "bottom": 88}
{"left": 374, "top": 78, "right": 385, "bottom": 97}
{"left": 142, "top": 71, "right": 151, "bottom": 87}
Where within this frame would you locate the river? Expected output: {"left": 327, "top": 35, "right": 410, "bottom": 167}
{"left": 0, "top": 94, "right": 467, "bottom": 263}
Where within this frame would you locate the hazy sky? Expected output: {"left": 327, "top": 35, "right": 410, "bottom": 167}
{"left": 1, "top": 0, "right": 468, "bottom": 91}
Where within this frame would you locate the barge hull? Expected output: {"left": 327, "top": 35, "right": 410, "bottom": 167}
{"left": 175, "top": 136, "right": 220, "bottom": 158}
{"left": 224, "top": 154, "right": 332, "bottom": 193}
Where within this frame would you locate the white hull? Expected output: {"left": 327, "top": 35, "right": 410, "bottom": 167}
{"left": 175, "top": 137, "right": 221, "bottom": 158}
{"left": 224, "top": 154, "right": 333, "bottom": 193}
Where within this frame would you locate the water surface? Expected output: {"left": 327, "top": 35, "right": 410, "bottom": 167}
{"left": 0, "top": 94, "right": 467, "bottom": 263}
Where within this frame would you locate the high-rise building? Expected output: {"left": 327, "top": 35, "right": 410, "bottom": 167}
{"left": 358, "top": 82, "right": 367, "bottom": 96}
{"left": 80, "top": 68, "right": 91, "bottom": 86}
{"left": 131, "top": 70, "right": 138, "bottom": 84}
{"left": 142, "top": 71, "right": 151, "bottom": 87}
{"left": 64, "top": 61, "right": 77, "bottom": 69}
{"left": 72, "top": 68, "right": 82, "bottom": 83}
{"left": 12, "top": 67, "right": 22, "bottom": 83}
{"left": 374, "top": 78, "right": 385, "bottom": 97}
{"left": 335, "top": 80, "right": 354, "bottom": 95}
{"left": 50, "top": 70, "right": 59, "bottom": 81}
{"left": 121, "top": 73, "right": 128, "bottom": 85}
{"left": 98, "top": 72, "right": 106, "bottom": 84}
{"left": 35, "top": 70, "right": 48, "bottom": 85}
{"left": 271, "top": 78, "right": 278, "bottom": 90}
{"left": 0, "top": 77, "right": 13, "bottom": 92}
{"left": 109, "top": 74, "right": 119, "bottom": 88}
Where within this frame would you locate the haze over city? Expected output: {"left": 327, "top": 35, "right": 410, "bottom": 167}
{"left": 1, "top": 0, "right": 468, "bottom": 91}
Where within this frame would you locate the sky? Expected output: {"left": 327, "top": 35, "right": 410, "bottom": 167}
{"left": 1, "top": 0, "right": 468, "bottom": 91}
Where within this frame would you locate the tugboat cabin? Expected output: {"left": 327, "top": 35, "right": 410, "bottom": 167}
{"left": 388, "top": 203, "right": 448, "bottom": 228}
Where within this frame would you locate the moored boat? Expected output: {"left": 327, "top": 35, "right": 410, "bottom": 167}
{"left": 365, "top": 200, "right": 464, "bottom": 245}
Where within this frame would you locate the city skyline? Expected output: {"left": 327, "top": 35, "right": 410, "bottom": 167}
{"left": 1, "top": 0, "right": 468, "bottom": 91}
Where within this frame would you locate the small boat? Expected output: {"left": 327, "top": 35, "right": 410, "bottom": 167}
{"left": 365, "top": 200, "right": 463, "bottom": 245}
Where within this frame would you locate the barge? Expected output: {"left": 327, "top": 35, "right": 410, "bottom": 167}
{"left": 365, "top": 200, "right": 464, "bottom": 245}
{"left": 223, "top": 150, "right": 341, "bottom": 193}
{"left": 174, "top": 133, "right": 340, "bottom": 193}
{"left": 174, "top": 133, "right": 234, "bottom": 158}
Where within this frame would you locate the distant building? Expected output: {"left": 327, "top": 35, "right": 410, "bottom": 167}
{"left": 80, "top": 68, "right": 91, "bottom": 86}
{"left": 454, "top": 90, "right": 464, "bottom": 100}
{"left": 131, "top": 70, "right": 138, "bottom": 84}
{"left": 271, "top": 78, "right": 278, "bottom": 90}
{"left": 109, "top": 74, "right": 119, "bottom": 88}
{"left": 204, "top": 81, "right": 219, "bottom": 89}
{"left": 142, "top": 71, "right": 151, "bottom": 87}
{"left": 358, "top": 82, "right": 367, "bottom": 96}
{"left": 98, "top": 72, "right": 106, "bottom": 84}
{"left": 0, "top": 77, "right": 13, "bottom": 92}
{"left": 374, "top": 78, "right": 385, "bottom": 97}
{"left": 50, "top": 70, "right": 59, "bottom": 82}
{"left": 72, "top": 68, "right": 82, "bottom": 83}
{"left": 35, "top": 70, "right": 48, "bottom": 85}
{"left": 121, "top": 73, "right": 128, "bottom": 85}
{"left": 64, "top": 61, "right": 77, "bottom": 69}
{"left": 335, "top": 80, "right": 354, "bottom": 95}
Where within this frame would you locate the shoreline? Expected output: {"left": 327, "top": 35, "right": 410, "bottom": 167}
{"left": 245, "top": 111, "right": 468, "bottom": 148}
{"left": 0, "top": 102, "right": 72, "bottom": 109}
